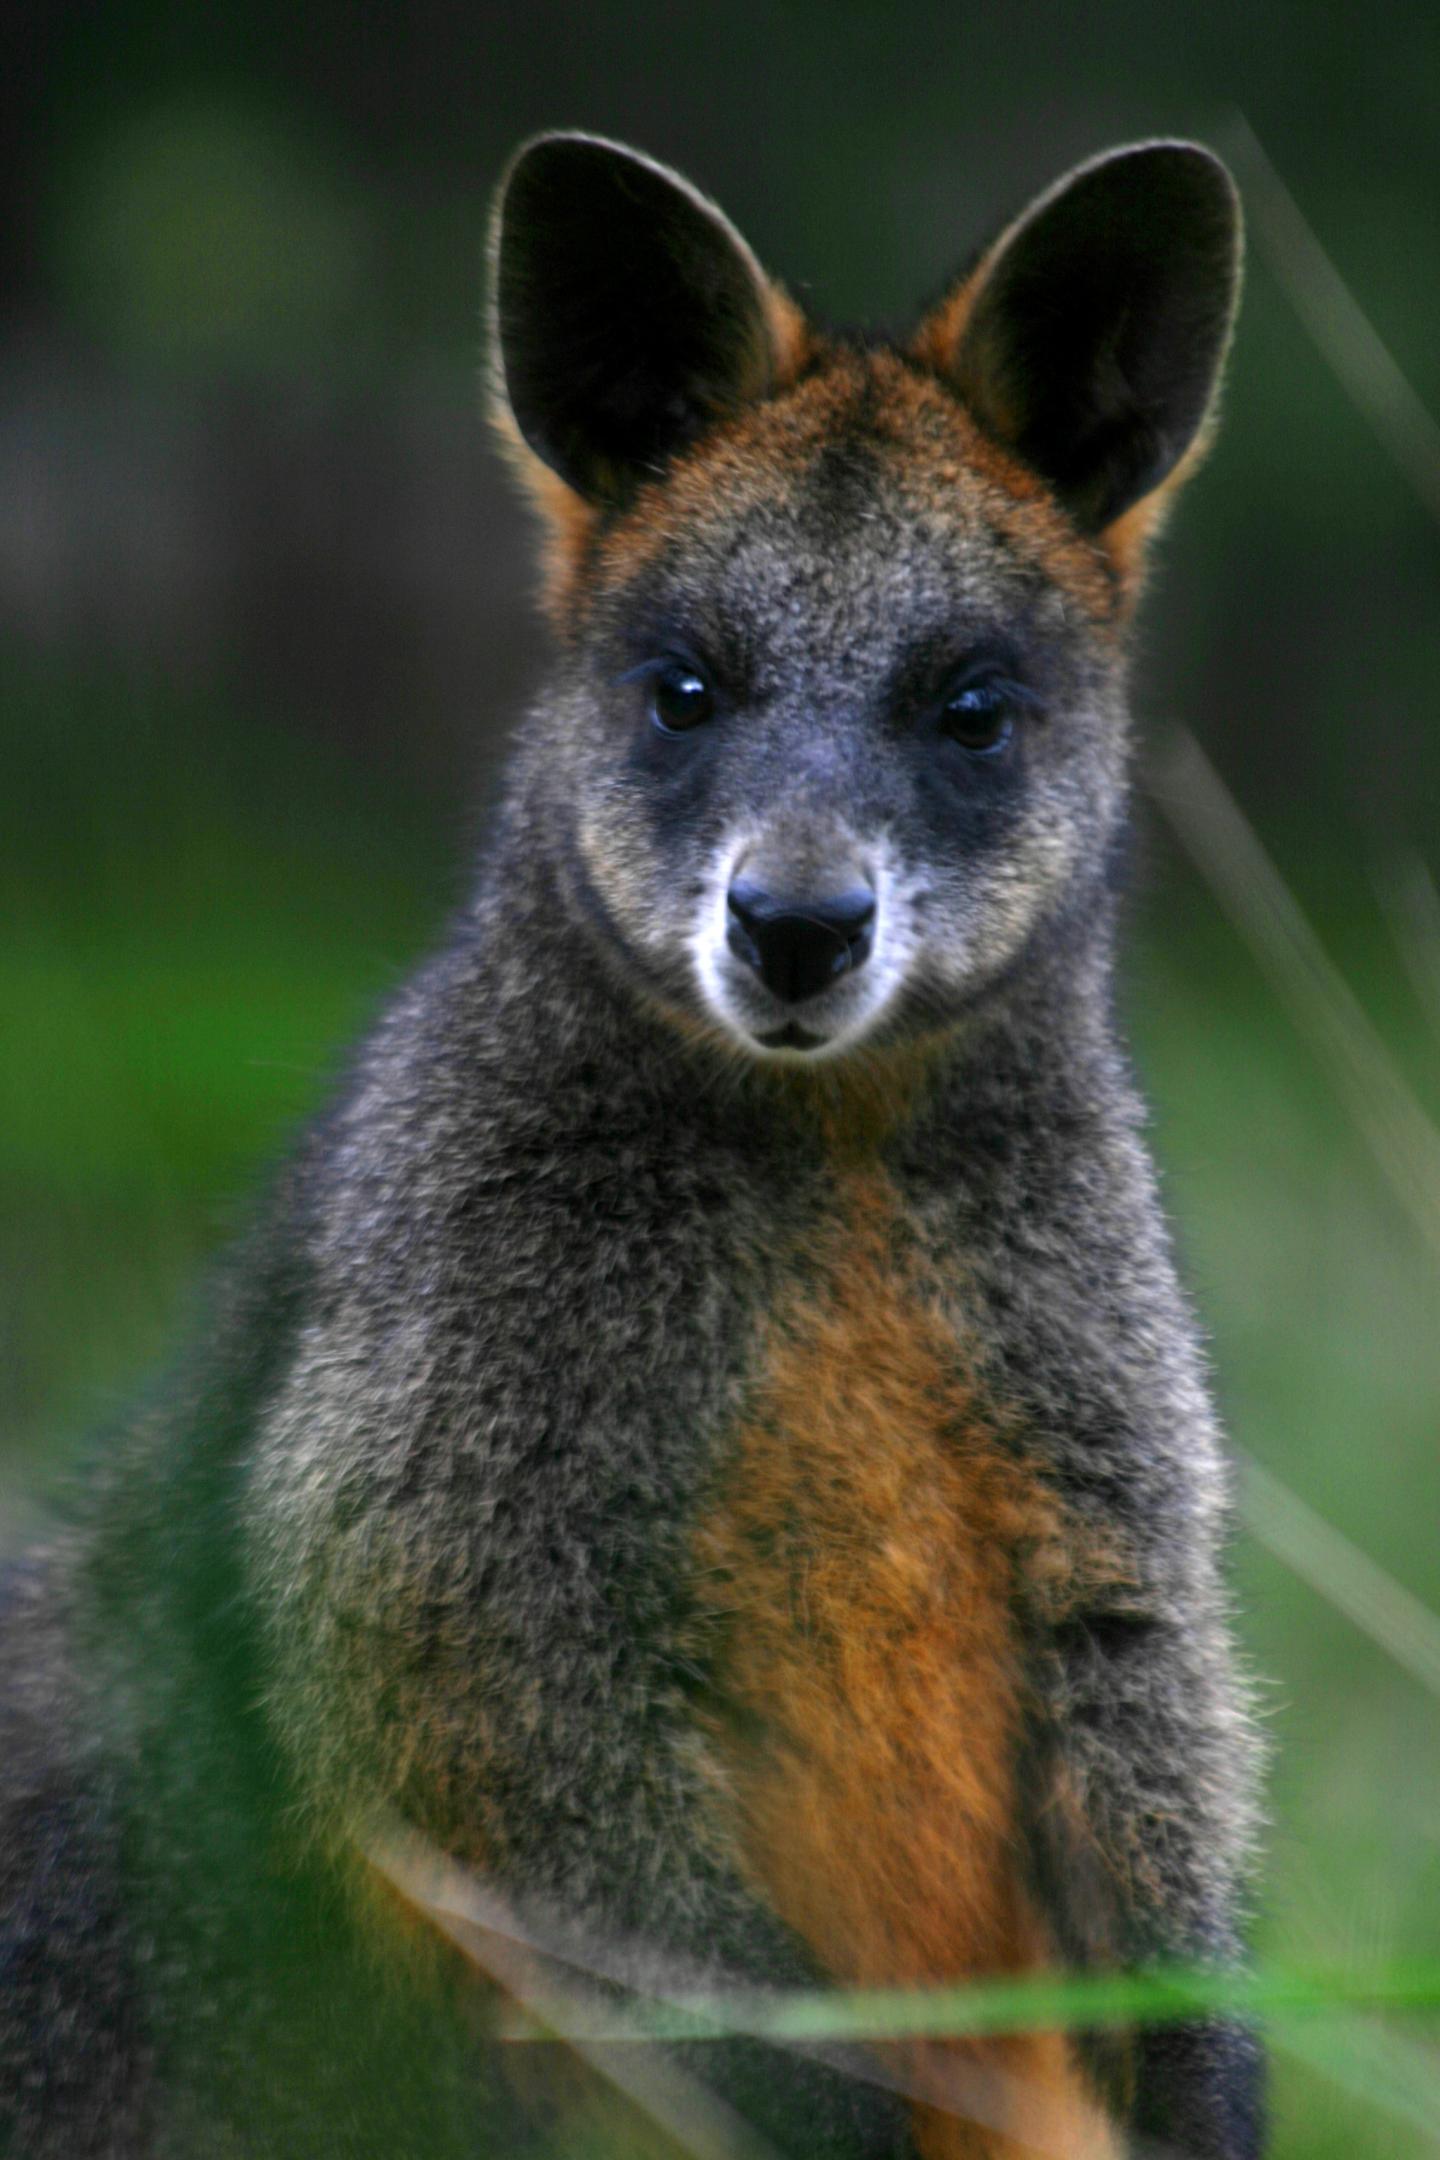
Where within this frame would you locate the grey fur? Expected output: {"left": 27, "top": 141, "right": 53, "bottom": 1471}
{"left": 1, "top": 137, "right": 1264, "bottom": 2157}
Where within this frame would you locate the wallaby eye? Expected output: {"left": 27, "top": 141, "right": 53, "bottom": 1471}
{"left": 651, "top": 666, "right": 715, "bottom": 735}
{"left": 941, "top": 680, "right": 1016, "bottom": 755}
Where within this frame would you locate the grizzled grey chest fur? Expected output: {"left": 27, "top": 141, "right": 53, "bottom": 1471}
{"left": 0, "top": 132, "right": 1265, "bottom": 2160}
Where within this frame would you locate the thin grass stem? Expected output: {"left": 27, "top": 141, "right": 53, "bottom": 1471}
{"left": 1239, "top": 1454, "right": 1440, "bottom": 1701}
{"left": 1223, "top": 109, "right": 1440, "bottom": 532}
{"left": 1374, "top": 850, "right": 1440, "bottom": 1054}
{"left": 1147, "top": 725, "right": 1440, "bottom": 1264}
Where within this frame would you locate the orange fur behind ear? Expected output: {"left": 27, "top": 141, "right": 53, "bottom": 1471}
{"left": 1095, "top": 425, "right": 1218, "bottom": 605}
{"left": 909, "top": 260, "right": 989, "bottom": 386}
{"left": 488, "top": 401, "right": 604, "bottom": 628}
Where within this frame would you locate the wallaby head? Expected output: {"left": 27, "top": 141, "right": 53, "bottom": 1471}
{"left": 490, "top": 135, "right": 1240, "bottom": 1064}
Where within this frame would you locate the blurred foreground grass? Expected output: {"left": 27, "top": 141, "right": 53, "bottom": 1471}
{"left": 0, "top": 652, "right": 457, "bottom": 1514}
{"left": 3, "top": 649, "right": 1439, "bottom": 2155}
{"left": 1133, "top": 806, "right": 1440, "bottom": 2156}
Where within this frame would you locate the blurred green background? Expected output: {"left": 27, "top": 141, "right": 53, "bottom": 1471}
{"left": 4, "top": 3, "right": 1440, "bottom": 2152}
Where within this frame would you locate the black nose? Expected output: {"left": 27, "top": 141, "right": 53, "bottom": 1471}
{"left": 726, "top": 880, "right": 877, "bottom": 1006}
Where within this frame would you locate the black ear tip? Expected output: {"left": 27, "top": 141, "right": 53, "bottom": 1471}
{"left": 489, "top": 132, "right": 677, "bottom": 346}
{"left": 491, "top": 131, "right": 747, "bottom": 308}
{"left": 496, "top": 134, "right": 611, "bottom": 248}
{"left": 1075, "top": 139, "right": 1242, "bottom": 252}
{"left": 1145, "top": 139, "right": 1241, "bottom": 221}
{"left": 1101, "top": 137, "right": 1236, "bottom": 182}
{"left": 1081, "top": 138, "right": 1237, "bottom": 189}
{"left": 501, "top": 129, "right": 649, "bottom": 186}
{"left": 495, "top": 131, "right": 696, "bottom": 233}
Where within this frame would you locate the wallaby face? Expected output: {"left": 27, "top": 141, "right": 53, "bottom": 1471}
{"left": 538, "top": 384, "right": 1127, "bottom": 1062}
{"left": 494, "top": 135, "right": 1239, "bottom": 1062}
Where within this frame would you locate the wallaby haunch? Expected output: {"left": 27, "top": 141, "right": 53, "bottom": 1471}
{"left": 1, "top": 135, "right": 1264, "bottom": 2157}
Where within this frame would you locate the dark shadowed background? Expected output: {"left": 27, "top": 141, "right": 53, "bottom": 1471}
{"left": 5, "top": 4, "right": 1440, "bottom": 2153}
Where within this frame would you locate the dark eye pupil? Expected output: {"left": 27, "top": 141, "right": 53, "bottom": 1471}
{"left": 944, "top": 683, "right": 1011, "bottom": 751}
{"left": 652, "top": 669, "right": 713, "bottom": 732}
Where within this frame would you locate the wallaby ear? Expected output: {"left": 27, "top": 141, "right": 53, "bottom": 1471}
{"left": 913, "top": 142, "right": 1241, "bottom": 586}
{"left": 491, "top": 133, "right": 795, "bottom": 512}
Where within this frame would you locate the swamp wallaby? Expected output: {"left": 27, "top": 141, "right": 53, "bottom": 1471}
{"left": 1, "top": 134, "right": 1264, "bottom": 2158}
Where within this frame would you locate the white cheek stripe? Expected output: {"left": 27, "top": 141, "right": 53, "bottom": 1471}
{"left": 692, "top": 830, "right": 745, "bottom": 1035}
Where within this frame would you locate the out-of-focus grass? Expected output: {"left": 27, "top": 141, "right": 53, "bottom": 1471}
{"left": 0, "top": 654, "right": 453, "bottom": 1516}
{"left": 4, "top": 651, "right": 1440, "bottom": 2155}
{"left": 1130, "top": 835, "right": 1440, "bottom": 2159}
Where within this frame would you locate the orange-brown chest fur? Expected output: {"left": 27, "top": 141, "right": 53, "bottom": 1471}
{"left": 690, "top": 1165, "right": 1123, "bottom": 2158}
